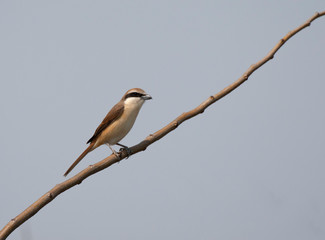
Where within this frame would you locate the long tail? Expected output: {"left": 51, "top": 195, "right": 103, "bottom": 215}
{"left": 64, "top": 143, "right": 94, "bottom": 177}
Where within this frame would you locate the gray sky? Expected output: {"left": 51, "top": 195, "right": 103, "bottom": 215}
{"left": 1, "top": 1, "right": 325, "bottom": 240}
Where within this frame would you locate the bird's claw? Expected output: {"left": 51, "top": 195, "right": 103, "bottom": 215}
{"left": 112, "top": 151, "right": 122, "bottom": 161}
{"left": 119, "top": 147, "right": 132, "bottom": 159}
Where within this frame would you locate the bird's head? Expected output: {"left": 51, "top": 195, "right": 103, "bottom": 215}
{"left": 122, "top": 88, "right": 152, "bottom": 108}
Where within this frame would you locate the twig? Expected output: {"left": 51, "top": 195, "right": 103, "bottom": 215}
{"left": 1, "top": 11, "right": 324, "bottom": 240}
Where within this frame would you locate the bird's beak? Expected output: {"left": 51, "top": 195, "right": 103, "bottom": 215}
{"left": 142, "top": 94, "right": 152, "bottom": 100}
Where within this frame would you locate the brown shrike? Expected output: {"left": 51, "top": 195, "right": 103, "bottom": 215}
{"left": 64, "top": 88, "right": 152, "bottom": 176}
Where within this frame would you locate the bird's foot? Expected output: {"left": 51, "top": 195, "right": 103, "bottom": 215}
{"left": 116, "top": 143, "right": 132, "bottom": 159}
{"left": 106, "top": 143, "right": 122, "bottom": 161}
{"left": 112, "top": 149, "right": 122, "bottom": 161}
{"left": 119, "top": 147, "right": 132, "bottom": 159}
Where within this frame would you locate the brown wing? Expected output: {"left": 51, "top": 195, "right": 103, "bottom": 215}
{"left": 87, "top": 101, "right": 124, "bottom": 144}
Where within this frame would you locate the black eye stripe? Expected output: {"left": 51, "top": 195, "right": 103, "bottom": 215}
{"left": 125, "top": 92, "right": 144, "bottom": 99}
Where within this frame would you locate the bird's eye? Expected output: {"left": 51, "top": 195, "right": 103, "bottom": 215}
{"left": 125, "top": 92, "right": 144, "bottom": 98}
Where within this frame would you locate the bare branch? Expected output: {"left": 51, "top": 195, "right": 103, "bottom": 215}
{"left": 1, "top": 11, "right": 324, "bottom": 240}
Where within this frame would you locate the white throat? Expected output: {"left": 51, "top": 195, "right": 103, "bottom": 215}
{"left": 124, "top": 97, "right": 145, "bottom": 111}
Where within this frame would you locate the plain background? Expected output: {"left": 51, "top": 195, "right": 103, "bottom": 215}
{"left": 1, "top": 1, "right": 325, "bottom": 239}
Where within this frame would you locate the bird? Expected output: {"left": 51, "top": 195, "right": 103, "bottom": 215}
{"left": 64, "top": 88, "right": 152, "bottom": 176}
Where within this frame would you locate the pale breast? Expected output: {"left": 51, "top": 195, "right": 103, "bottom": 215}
{"left": 95, "top": 103, "right": 143, "bottom": 146}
